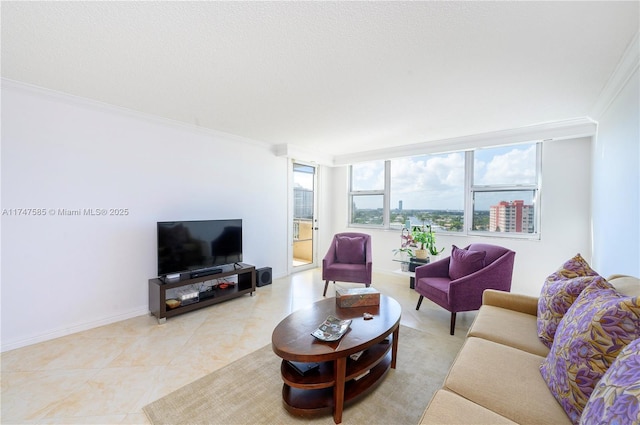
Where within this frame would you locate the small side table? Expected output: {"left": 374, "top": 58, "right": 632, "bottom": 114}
{"left": 393, "top": 268, "right": 415, "bottom": 288}
{"left": 393, "top": 259, "right": 416, "bottom": 289}
{"left": 392, "top": 258, "right": 430, "bottom": 288}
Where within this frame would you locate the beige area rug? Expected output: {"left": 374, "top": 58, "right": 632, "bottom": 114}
{"left": 143, "top": 325, "right": 462, "bottom": 425}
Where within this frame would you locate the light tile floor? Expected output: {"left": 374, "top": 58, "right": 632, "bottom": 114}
{"left": 1, "top": 268, "right": 474, "bottom": 424}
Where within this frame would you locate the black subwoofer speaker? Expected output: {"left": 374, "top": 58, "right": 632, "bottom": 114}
{"left": 256, "top": 267, "right": 272, "bottom": 287}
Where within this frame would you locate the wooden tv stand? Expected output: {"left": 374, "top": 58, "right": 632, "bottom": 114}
{"left": 148, "top": 263, "right": 256, "bottom": 323}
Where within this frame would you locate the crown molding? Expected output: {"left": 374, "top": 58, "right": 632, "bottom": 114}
{"left": 273, "top": 143, "right": 334, "bottom": 166}
{"left": 3, "top": 78, "right": 600, "bottom": 168}
{"left": 1, "top": 78, "right": 272, "bottom": 150}
{"left": 591, "top": 32, "right": 640, "bottom": 119}
{"left": 333, "top": 117, "right": 597, "bottom": 166}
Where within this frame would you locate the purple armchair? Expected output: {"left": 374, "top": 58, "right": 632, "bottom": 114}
{"left": 322, "top": 233, "right": 372, "bottom": 296}
{"left": 414, "top": 243, "right": 515, "bottom": 335}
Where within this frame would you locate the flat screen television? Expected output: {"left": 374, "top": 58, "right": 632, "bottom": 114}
{"left": 157, "top": 219, "right": 242, "bottom": 277}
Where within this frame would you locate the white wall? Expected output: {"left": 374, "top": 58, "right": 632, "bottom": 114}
{"left": 325, "top": 137, "right": 594, "bottom": 296}
{"left": 1, "top": 81, "right": 289, "bottom": 351}
{"left": 315, "top": 164, "right": 337, "bottom": 266}
{"left": 3, "top": 66, "right": 635, "bottom": 352}
{"left": 592, "top": 67, "right": 640, "bottom": 277}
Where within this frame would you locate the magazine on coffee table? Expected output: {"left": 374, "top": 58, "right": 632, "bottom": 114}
{"left": 311, "top": 315, "right": 352, "bottom": 341}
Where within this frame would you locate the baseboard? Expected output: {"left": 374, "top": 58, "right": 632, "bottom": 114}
{"left": 1, "top": 306, "right": 150, "bottom": 352}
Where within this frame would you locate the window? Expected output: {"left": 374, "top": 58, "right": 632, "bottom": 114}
{"left": 471, "top": 144, "right": 540, "bottom": 236}
{"left": 349, "top": 161, "right": 385, "bottom": 226}
{"left": 390, "top": 153, "right": 465, "bottom": 231}
{"left": 348, "top": 142, "right": 541, "bottom": 238}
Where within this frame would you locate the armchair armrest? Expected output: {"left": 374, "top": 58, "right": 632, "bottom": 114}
{"left": 323, "top": 240, "right": 337, "bottom": 268}
{"left": 415, "top": 257, "right": 451, "bottom": 280}
{"left": 447, "top": 251, "right": 515, "bottom": 311}
{"left": 482, "top": 289, "right": 539, "bottom": 316}
{"left": 364, "top": 236, "right": 373, "bottom": 280}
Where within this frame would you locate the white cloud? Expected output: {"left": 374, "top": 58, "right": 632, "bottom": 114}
{"left": 351, "top": 144, "right": 536, "bottom": 211}
{"left": 352, "top": 161, "right": 385, "bottom": 190}
{"left": 476, "top": 144, "right": 536, "bottom": 185}
{"left": 391, "top": 153, "right": 464, "bottom": 209}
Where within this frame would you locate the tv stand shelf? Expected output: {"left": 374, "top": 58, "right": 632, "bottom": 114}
{"left": 148, "top": 263, "right": 256, "bottom": 323}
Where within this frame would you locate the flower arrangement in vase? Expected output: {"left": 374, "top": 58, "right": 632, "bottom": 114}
{"left": 392, "top": 227, "right": 415, "bottom": 261}
{"left": 393, "top": 224, "right": 444, "bottom": 269}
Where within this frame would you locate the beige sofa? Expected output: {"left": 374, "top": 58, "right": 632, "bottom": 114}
{"left": 419, "top": 275, "right": 640, "bottom": 425}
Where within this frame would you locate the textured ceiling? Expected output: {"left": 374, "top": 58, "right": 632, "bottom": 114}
{"left": 2, "top": 1, "right": 638, "bottom": 158}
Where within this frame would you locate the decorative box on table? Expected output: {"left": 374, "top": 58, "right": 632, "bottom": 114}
{"left": 336, "top": 287, "right": 380, "bottom": 308}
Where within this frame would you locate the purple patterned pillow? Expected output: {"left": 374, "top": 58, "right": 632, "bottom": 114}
{"left": 540, "top": 281, "right": 640, "bottom": 424}
{"left": 547, "top": 253, "right": 599, "bottom": 280}
{"left": 537, "top": 254, "right": 602, "bottom": 348}
{"left": 580, "top": 338, "right": 640, "bottom": 425}
{"left": 448, "top": 245, "right": 486, "bottom": 280}
{"left": 335, "top": 236, "right": 366, "bottom": 264}
{"left": 537, "top": 276, "right": 608, "bottom": 348}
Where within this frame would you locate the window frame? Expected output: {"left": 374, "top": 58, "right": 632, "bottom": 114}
{"left": 347, "top": 161, "right": 389, "bottom": 228}
{"left": 348, "top": 142, "right": 542, "bottom": 240}
{"left": 467, "top": 143, "right": 542, "bottom": 239}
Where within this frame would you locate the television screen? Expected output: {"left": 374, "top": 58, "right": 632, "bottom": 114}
{"left": 157, "top": 219, "right": 242, "bottom": 277}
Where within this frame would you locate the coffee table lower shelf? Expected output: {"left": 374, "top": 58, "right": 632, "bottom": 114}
{"left": 281, "top": 351, "right": 392, "bottom": 417}
{"left": 272, "top": 295, "right": 401, "bottom": 424}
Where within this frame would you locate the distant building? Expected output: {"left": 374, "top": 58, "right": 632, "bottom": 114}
{"left": 398, "top": 200, "right": 403, "bottom": 211}
{"left": 294, "top": 187, "right": 314, "bottom": 219}
{"left": 489, "top": 200, "right": 534, "bottom": 233}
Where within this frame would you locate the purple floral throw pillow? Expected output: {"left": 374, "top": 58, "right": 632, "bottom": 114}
{"left": 579, "top": 338, "right": 640, "bottom": 425}
{"left": 547, "top": 253, "right": 599, "bottom": 279}
{"left": 537, "top": 254, "right": 602, "bottom": 348}
{"left": 539, "top": 281, "right": 640, "bottom": 424}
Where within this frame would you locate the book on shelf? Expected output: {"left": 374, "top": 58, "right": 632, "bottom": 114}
{"left": 353, "top": 370, "right": 370, "bottom": 381}
{"left": 311, "top": 315, "right": 352, "bottom": 341}
{"left": 287, "top": 361, "right": 320, "bottom": 376}
{"left": 349, "top": 350, "right": 364, "bottom": 361}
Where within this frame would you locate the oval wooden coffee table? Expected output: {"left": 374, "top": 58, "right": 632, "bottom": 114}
{"left": 272, "top": 294, "right": 401, "bottom": 424}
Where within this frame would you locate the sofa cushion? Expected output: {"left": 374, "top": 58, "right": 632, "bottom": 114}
{"left": 469, "top": 305, "right": 550, "bottom": 357}
{"left": 579, "top": 338, "right": 640, "bottom": 425}
{"left": 539, "top": 281, "right": 640, "bottom": 424}
{"left": 420, "top": 389, "right": 517, "bottom": 424}
{"left": 449, "top": 245, "right": 486, "bottom": 280}
{"left": 482, "top": 289, "right": 539, "bottom": 316}
{"left": 537, "top": 275, "right": 608, "bottom": 348}
{"left": 444, "top": 337, "right": 571, "bottom": 425}
{"left": 536, "top": 254, "right": 602, "bottom": 348}
{"left": 609, "top": 274, "right": 640, "bottom": 297}
{"left": 335, "top": 235, "right": 365, "bottom": 264}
